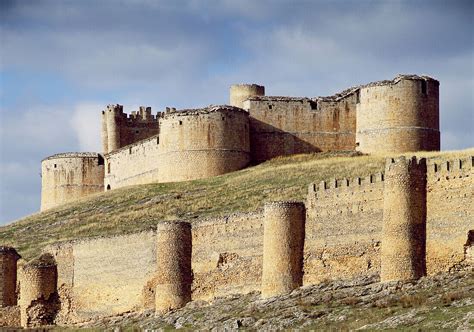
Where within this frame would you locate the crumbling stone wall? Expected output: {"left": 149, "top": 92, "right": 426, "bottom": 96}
{"left": 191, "top": 212, "right": 264, "bottom": 301}
{"left": 0, "top": 246, "right": 20, "bottom": 307}
{"left": 381, "top": 157, "right": 427, "bottom": 282}
{"left": 19, "top": 254, "right": 59, "bottom": 328}
{"left": 41, "top": 153, "right": 104, "bottom": 211}
{"left": 101, "top": 104, "right": 160, "bottom": 154}
{"left": 356, "top": 75, "right": 440, "bottom": 154}
{"left": 261, "top": 202, "right": 305, "bottom": 298}
{"left": 104, "top": 105, "right": 250, "bottom": 190}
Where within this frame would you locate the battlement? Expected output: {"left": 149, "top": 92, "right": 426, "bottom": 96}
{"left": 385, "top": 156, "right": 427, "bottom": 173}
{"left": 162, "top": 104, "right": 248, "bottom": 118}
{"left": 308, "top": 172, "right": 385, "bottom": 196}
{"left": 428, "top": 156, "right": 474, "bottom": 174}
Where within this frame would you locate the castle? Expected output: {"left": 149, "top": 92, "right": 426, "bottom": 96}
{"left": 40, "top": 74, "right": 440, "bottom": 210}
{"left": 3, "top": 74, "right": 472, "bottom": 328}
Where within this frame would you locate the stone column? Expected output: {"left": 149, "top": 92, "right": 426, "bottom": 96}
{"left": 261, "top": 201, "right": 305, "bottom": 298}
{"left": 155, "top": 221, "right": 192, "bottom": 312}
{"left": 381, "top": 156, "right": 427, "bottom": 282}
{"left": 19, "top": 254, "right": 58, "bottom": 328}
{"left": 0, "top": 246, "right": 21, "bottom": 307}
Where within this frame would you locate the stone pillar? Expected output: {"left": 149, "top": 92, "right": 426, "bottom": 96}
{"left": 155, "top": 221, "right": 192, "bottom": 313}
{"left": 0, "top": 246, "right": 21, "bottom": 307}
{"left": 261, "top": 201, "right": 305, "bottom": 298}
{"left": 19, "top": 254, "right": 58, "bottom": 328}
{"left": 381, "top": 156, "right": 427, "bottom": 282}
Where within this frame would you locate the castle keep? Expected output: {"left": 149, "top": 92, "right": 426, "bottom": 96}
{"left": 40, "top": 74, "right": 440, "bottom": 211}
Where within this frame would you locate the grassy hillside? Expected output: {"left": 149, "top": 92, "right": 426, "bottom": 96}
{"left": 1, "top": 149, "right": 472, "bottom": 260}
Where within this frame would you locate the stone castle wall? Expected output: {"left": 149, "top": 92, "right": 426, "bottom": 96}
{"left": 32, "top": 156, "right": 472, "bottom": 323}
{"left": 104, "top": 106, "right": 250, "bottom": 190}
{"left": 41, "top": 153, "right": 104, "bottom": 211}
{"left": 40, "top": 75, "right": 440, "bottom": 208}
{"left": 356, "top": 76, "right": 440, "bottom": 154}
{"left": 243, "top": 95, "right": 357, "bottom": 161}
{"left": 101, "top": 105, "right": 160, "bottom": 154}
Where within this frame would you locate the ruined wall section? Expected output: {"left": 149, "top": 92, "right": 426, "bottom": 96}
{"left": 426, "top": 157, "right": 474, "bottom": 273}
{"left": 356, "top": 75, "right": 440, "bottom": 154}
{"left": 104, "top": 106, "right": 250, "bottom": 189}
{"left": 191, "top": 212, "right": 264, "bottom": 301}
{"left": 245, "top": 93, "right": 357, "bottom": 162}
{"left": 41, "top": 153, "right": 104, "bottom": 211}
{"left": 101, "top": 104, "right": 160, "bottom": 154}
{"left": 0, "top": 247, "right": 20, "bottom": 307}
{"left": 304, "top": 173, "right": 385, "bottom": 285}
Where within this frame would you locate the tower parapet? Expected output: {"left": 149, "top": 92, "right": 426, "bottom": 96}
{"left": 381, "top": 156, "right": 427, "bottom": 282}
{"left": 230, "top": 84, "right": 265, "bottom": 109}
{"left": 356, "top": 75, "right": 440, "bottom": 154}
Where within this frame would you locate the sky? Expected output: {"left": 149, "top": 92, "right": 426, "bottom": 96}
{"left": 0, "top": 0, "right": 473, "bottom": 225}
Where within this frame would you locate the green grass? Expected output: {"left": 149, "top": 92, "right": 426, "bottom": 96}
{"left": 1, "top": 148, "right": 472, "bottom": 260}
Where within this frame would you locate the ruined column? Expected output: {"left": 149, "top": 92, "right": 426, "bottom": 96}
{"left": 155, "top": 221, "right": 192, "bottom": 313}
{"left": 0, "top": 246, "right": 21, "bottom": 307}
{"left": 19, "top": 254, "right": 58, "bottom": 328}
{"left": 261, "top": 201, "right": 305, "bottom": 298}
{"left": 381, "top": 156, "right": 427, "bottom": 282}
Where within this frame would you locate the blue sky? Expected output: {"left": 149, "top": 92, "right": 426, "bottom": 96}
{"left": 1, "top": 0, "right": 473, "bottom": 224}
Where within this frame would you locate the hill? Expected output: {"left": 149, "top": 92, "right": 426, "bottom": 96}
{"left": 1, "top": 148, "right": 473, "bottom": 260}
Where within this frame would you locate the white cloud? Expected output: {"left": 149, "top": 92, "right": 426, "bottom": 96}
{"left": 70, "top": 103, "right": 103, "bottom": 152}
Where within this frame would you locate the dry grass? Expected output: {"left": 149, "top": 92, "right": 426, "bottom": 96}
{"left": 1, "top": 148, "right": 472, "bottom": 260}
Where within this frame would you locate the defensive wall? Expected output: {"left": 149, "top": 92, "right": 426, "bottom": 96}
{"left": 40, "top": 74, "right": 440, "bottom": 208}
{"left": 101, "top": 105, "right": 160, "bottom": 154}
{"left": 5, "top": 155, "right": 470, "bottom": 326}
{"left": 104, "top": 105, "right": 250, "bottom": 190}
{"left": 41, "top": 153, "right": 104, "bottom": 211}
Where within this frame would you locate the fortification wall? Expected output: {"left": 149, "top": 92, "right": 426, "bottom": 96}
{"left": 191, "top": 212, "right": 264, "bottom": 301}
{"left": 426, "top": 157, "right": 473, "bottom": 273}
{"left": 245, "top": 94, "right": 356, "bottom": 162}
{"left": 101, "top": 105, "right": 160, "bottom": 154}
{"left": 45, "top": 231, "right": 156, "bottom": 323}
{"left": 304, "top": 156, "right": 473, "bottom": 284}
{"left": 104, "top": 106, "right": 250, "bottom": 190}
{"left": 41, "top": 153, "right": 104, "bottom": 211}
{"left": 305, "top": 174, "right": 385, "bottom": 285}
{"left": 356, "top": 76, "right": 440, "bottom": 154}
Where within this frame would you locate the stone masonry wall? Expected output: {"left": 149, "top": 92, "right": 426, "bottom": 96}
{"left": 356, "top": 76, "right": 440, "bottom": 154}
{"left": 245, "top": 94, "right": 357, "bottom": 162}
{"left": 37, "top": 157, "right": 471, "bottom": 323}
{"left": 304, "top": 174, "right": 385, "bottom": 285}
{"left": 41, "top": 153, "right": 104, "bottom": 211}
{"left": 104, "top": 106, "right": 250, "bottom": 190}
{"left": 426, "top": 157, "right": 474, "bottom": 273}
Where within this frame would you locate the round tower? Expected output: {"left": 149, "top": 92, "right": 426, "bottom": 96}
{"left": 230, "top": 84, "right": 265, "bottom": 109}
{"left": 41, "top": 152, "right": 105, "bottom": 211}
{"left": 261, "top": 201, "right": 305, "bottom": 298}
{"left": 0, "top": 246, "right": 21, "bottom": 307}
{"left": 381, "top": 156, "right": 427, "bottom": 282}
{"left": 19, "top": 254, "right": 58, "bottom": 328}
{"left": 155, "top": 221, "right": 192, "bottom": 313}
{"left": 356, "top": 75, "right": 440, "bottom": 154}
{"left": 104, "top": 104, "right": 123, "bottom": 153}
{"left": 157, "top": 106, "right": 250, "bottom": 183}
